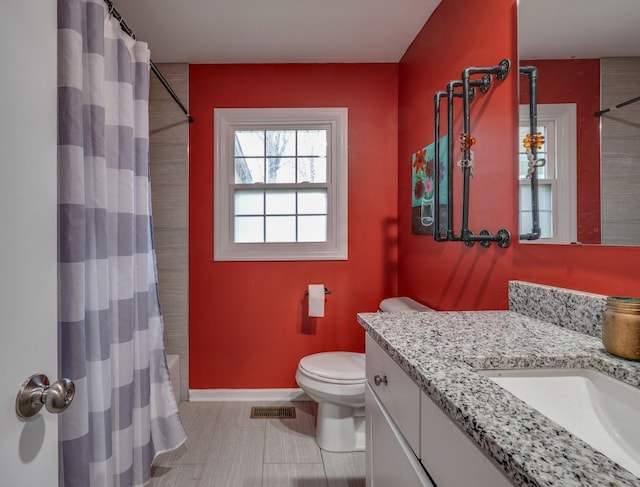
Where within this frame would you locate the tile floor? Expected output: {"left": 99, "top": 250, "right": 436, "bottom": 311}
{"left": 149, "top": 401, "right": 366, "bottom": 487}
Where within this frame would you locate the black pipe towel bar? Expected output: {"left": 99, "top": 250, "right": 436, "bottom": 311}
{"left": 459, "top": 59, "right": 511, "bottom": 248}
{"left": 103, "top": 0, "right": 194, "bottom": 123}
{"left": 433, "top": 76, "right": 491, "bottom": 243}
{"left": 432, "top": 60, "right": 512, "bottom": 248}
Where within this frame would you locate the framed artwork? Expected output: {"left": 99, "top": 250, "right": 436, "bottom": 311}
{"left": 411, "top": 135, "right": 448, "bottom": 235}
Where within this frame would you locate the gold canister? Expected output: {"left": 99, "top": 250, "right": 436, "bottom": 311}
{"left": 602, "top": 296, "right": 640, "bottom": 360}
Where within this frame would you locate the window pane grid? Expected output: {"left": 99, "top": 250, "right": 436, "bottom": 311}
{"left": 234, "top": 129, "right": 328, "bottom": 184}
{"left": 234, "top": 188, "right": 328, "bottom": 243}
{"left": 233, "top": 127, "right": 329, "bottom": 243}
{"left": 234, "top": 156, "right": 328, "bottom": 184}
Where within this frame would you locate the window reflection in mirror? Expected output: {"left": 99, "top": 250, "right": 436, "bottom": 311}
{"left": 518, "top": 104, "right": 577, "bottom": 244}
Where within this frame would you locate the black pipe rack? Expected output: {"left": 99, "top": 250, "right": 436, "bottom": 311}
{"left": 433, "top": 59, "right": 512, "bottom": 248}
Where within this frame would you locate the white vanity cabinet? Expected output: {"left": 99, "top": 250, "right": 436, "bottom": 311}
{"left": 365, "top": 334, "right": 433, "bottom": 486}
{"left": 365, "top": 333, "right": 514, "bottom": 487}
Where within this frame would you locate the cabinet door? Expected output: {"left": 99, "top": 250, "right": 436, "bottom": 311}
{"left": 366, "top": 384, "right": 434, "bottom": 487}
{"left": 421, "top": 391, "right": 514, "bottom": 486}
{"left": 366, "top": 334, "right": 421, "bottom": 455}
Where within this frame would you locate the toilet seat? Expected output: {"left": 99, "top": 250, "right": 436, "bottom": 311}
{"left": 298, "top": 352, "right": 365, "bottom": 384}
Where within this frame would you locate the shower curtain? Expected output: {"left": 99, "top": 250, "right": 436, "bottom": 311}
{"left": 57, "top": 1, "right": 186, "bottom": 485}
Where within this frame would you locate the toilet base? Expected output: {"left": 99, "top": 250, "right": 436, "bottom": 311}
{"left": 315, "top": 402, "right": 365, "bottom": 452}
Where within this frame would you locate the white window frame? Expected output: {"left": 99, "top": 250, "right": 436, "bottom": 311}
{"left": 518, "top": 103, "right": 577, "bottom": 244}
{"left": 214, "top": 107, "right": 348, "bottom": 261}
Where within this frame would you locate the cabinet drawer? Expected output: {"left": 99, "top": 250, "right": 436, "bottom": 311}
{"left": 366, "top": 334, "right": 421, "bottom": 455}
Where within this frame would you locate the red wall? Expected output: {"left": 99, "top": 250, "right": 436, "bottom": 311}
{"left": 520, "top": 59, "right": 601, "bottom": 244}
{"left": 189, "top": 64, "right": 399, "bottom": 389}
{"left": 188, "top": 1, "right": 640, "bottom": 391}
{"left": 398, "top": 0, "right": 640, "bottom": 310}
{"left": 397, "top": 0, "right": 519, "bottom": 310}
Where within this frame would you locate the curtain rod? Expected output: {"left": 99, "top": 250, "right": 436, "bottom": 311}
{"left": 104, "top": 0, "right": 194, "bottom": 123}
{"left": 595, "top": 95, "right": 640, "bottom": 118}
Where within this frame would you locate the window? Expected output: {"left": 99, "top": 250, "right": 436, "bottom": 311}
{"left": 518, "top": 103, "right": 576, "bottom": 244}
{"left": 214, "top": 108, "right": 348, "bottom": 261}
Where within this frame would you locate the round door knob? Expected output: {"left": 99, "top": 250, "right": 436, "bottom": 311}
{"left": 43, "top": 378, "right": 75, "bottom": 414}
{"left": 16, "top": 374, "right": 75, "bottom": 419}
{"left": 374, "top": 374, "right": 388, "bottom": 386}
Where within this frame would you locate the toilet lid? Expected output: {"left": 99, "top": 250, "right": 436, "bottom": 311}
{"left": 299, "top": 352, "right": 365, "bottom": 381}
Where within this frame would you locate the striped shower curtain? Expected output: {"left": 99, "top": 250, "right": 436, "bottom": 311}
{"left": 57, "top": 1, "right": 186, "bottom": 485}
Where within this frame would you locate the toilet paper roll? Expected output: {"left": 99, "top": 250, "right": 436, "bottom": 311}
{"left": 308, "top": 284, "right": 325, "bottom": 317}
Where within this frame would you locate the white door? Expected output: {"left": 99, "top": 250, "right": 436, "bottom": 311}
{"left": 0, "top": 2, "right": 59, "bottom": 486}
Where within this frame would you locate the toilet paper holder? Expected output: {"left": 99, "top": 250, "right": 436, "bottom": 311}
{"left": 305, "top": 287, "right": 331, "bottom": 295}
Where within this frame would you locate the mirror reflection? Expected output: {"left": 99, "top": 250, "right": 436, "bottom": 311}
{"left": 518, "top": 0, "right": 640, "bottom": 246}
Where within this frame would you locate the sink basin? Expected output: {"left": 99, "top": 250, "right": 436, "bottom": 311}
{"left": 479, "top": 368, "right": 640, "bottom": 477}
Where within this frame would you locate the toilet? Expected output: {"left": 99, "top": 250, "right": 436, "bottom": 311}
{"left": 295, "top": 296, "right": 432, "bottom": 452}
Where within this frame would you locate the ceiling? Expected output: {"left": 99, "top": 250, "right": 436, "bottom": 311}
{"left": 113, "top": 0, "right": 442, "bottom": 64}
{"left": 113, "top": 0, "right": 639, "bottom": 64}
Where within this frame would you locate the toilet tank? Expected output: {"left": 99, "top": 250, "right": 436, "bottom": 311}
{"left": 379, "top": 297, "right": 433, "bottom": 312}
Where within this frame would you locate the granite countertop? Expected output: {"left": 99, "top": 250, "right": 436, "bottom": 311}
{"left": 358, "top": 310, "right": 640, "bottom": 487}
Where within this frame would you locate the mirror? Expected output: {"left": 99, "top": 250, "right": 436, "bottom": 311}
{"left": 518, "top": 0, "right": 640, "bottom": 246}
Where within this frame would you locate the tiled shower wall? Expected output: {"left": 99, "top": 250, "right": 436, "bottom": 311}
{"left": 149, "top": 64, "right": 189, "bottom": 400}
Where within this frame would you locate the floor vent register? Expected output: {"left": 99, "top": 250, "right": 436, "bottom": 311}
{"left": 250, "top": 406, "right": 296, "bottom": 419}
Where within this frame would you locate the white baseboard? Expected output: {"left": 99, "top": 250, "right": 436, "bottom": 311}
{"left": 189, "top": 387, "right": 311, "bottom": 402}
